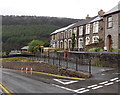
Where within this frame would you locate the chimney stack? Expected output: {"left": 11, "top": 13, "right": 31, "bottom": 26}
{"left": 86, "top": 14, "right": 91, "bottom": 19}
{"left": 98, "top": 9, "right": 105, "bottom": 15}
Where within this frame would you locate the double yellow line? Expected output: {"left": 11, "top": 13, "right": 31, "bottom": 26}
{"left": 0, "top": 82, "right": 14, "bottom": 95}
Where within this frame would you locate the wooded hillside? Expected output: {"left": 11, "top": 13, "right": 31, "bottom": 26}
{"left": 2, "top": 15, "right": 80, "bottom": 53}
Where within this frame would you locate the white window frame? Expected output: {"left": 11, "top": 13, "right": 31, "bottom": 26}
{"left": 93, "top": 22, "right": 99, "bottom": 33}
{"left": 68, "top": 39, "right": 72, "bottom": 48}
{"left": 85, "top": 36, "right": 90, "bottom": 45}
{"left": 79, "top": 38, "right": 83, "bottom": 48}
{"left": 92, "top": 36, "right": 99, "bottom": 43}
{"left": 79, "top": 26, "right": 83, "bottom": 36}
{"left": 73, "top": 27, "right": 77, "bottom": 36}
{"left": 86, "top": 24, "right": 90, "bottom": 34}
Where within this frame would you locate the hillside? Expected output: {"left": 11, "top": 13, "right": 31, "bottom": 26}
{"left": 2, "top": 15, "right": 80, "bottom": 53}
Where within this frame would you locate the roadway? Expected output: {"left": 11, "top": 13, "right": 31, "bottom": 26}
{"left": 1, "top": 68, "right": 120, "bottom": 94}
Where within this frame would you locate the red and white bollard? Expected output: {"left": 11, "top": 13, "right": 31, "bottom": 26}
{"left": 30, "top": 68, "right": 33, "bottom": 71}
{"left": 30, "top": 68, "right": 33, "bottom": 75}
{"left": 26, "top": 67, "right": 28, "bottom": 73}
{"left": 21, "top": 67, "right": 23, "bottom": 70}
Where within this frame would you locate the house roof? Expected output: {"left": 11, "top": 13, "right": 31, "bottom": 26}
{"left": 69, "top": 16, "right": 97, "bottom": 28}
{"left": 21, "top": 46, "right": 29, "bottom": 50}
{"left": 103, "top": 3, "right": 120, "bottom": 16}
{"left": 50, "top": 23, "right": 75, "bottom": 35}
{"left": 89, "top": 16, "right": 103, "bottom": 23}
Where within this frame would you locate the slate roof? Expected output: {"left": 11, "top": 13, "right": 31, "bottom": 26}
{"left": 103, "top": 3, "right": 120, "bottom": 16}
{"left": 89, "top": 16, "right": 103, "bottom": 23}
{"left": 50, "top": 23, "right": 75, "bottom": 35}
{"left": 69, "top": 16, "right": 97, "bottom": 29}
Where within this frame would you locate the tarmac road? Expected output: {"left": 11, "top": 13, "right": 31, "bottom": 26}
{"left": 1, "top": 68, "right": 72, "bottom": 94}
{"left": 0, "top": 67, "right": 120, "bottom": 94}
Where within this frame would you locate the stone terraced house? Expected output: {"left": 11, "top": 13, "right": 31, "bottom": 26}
{"left": 50, "top": 3, "right": 120, "bottom": 51}
{"left": 103, "top": 3, "right": 120, "bottom": 50}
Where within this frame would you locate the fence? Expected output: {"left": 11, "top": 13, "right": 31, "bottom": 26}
{"left": 27, "top": 51, "right": 92, "bottom": 74}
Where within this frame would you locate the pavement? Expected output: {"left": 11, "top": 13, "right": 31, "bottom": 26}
{"left": 1, "top": 67, "right": 120, "bottom": 94}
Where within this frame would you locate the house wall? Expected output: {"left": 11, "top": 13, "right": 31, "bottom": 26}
{"left": 104, "top": 13, "right": 119, "bottom": 50}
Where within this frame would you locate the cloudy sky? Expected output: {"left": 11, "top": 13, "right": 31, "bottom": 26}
{"left": 0, "top": 0, "right": 120, "bottom": 19}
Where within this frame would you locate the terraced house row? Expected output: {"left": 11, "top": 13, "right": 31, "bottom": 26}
{"left": 50, "top": 3, "right": 120, "bottom": 51}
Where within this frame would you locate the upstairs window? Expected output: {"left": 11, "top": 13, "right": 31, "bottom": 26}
{"left": 73, "top": 28, "right": 77, "bottom": 36}
{"left": 93, "top": 22, "right": 99, "bottom": 33}
{"left": 86, "top": 24, "right": 90, "bottom": 34}
{"left": 107, "top": 16, "right": 113, "bottom": 28}
{"left": 79, "top": 26, "right": 83, "bottom": 35}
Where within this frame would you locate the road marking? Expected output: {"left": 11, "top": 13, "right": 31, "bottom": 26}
{"left": 87, "top": 84, "right": 98, "bottom": 88}
{"left": 52, "top": 84, "right": 74, "bottom": 92}
{"left": 104, "top": 82, "right": 114, "bottom": 86}
{"left": 113, "top": 73, "right": 120, "bottom": 75}
{"left": 0, "top": 84, "right": 12, "bottom": 95}
{"left": 116, "top": 80, "right": 120, "bottom": 82}
{"left": 77, "top": 89, "right": 89, "bottom": 93}
{"left": 74, "top": 88, "right": 86, "bottom": 92}
{"left": 0, "top": 82, "right": 14, "bottom": 93}
{"left": 92, "top": 86, "right": 103, "bottom": 90}
{"left": 101, "top": 74, "right": 105, "bottom": 75}
{"left": 99, "top": 81, "right": 108, "bottom": 85}
{"left": 110, "top": 78, "right": 119, "bottom": 81}
{"left": 53, "top": 79, "right": 78, "bottom": 85}
{"left": 32, "top": 71, "right": 85, "bottom": 81}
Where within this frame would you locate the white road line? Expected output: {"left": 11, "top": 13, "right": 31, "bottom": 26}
{"left": 116, "top": 79, "right": 120, "bottom": 82}
{"left": 87, "top": 84, "right": 98, "bottom": 88}
{"left": 99, "top": 81, "right": 108, "bottom": 85}
{"left": 104, "top": 82, "right": 114, "bottom": 86}
{"left": 52, "top": 84, "right": 74, "bottom": 92}
{"left": 74, "top": 88, "right": 86, "bottom": 92}
{"left": 110, "top": 78, "right": 119, "bottom": 81}
{"left": 92, "top": 86, "right": 103, "bottom": 90}
{"left": 77, "top": 89, "right": 89, "bottom": 93}
{"left": 53, "top": 79, "right": 78, "bottom": 85}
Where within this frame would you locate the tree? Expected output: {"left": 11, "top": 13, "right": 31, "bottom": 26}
{"left": 43, "top": 41, "right": 50, "bottom": 47}
{"left": 72, "top": 32, "right": 75, "bottom": 50}
{"left": 28, "top": 40, "right": 44, "bottom": 52}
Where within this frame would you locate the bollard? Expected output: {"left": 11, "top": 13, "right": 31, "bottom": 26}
{"left": 26, "top": 67, "right": 28, "bottom": 71}
{"left": 21, "top": 67, "right": 23, "bottom": 72}
{"left": 30, "top": 68, "right": 33, "bottom": 71}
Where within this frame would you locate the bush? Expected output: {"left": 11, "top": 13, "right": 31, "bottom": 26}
{"left": 89, "top": 47, "right": 103, "bottom": 52}
{"left": 108, "top": 48, "right": 120, "bottom": 52}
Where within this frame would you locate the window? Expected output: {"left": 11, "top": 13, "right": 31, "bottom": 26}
{"left": 79, "top": 26, "right": 83, "bottom": 35}
{"left": 68, "top": 39, "right": 72, "bottom": 48}
{"left": 107, "top": 16, "right": 113, "bottom": 28}
{"left": 68, "top": 29, "right": 72, "bottom": 38}
{"left": 93, "top": 22, "right": 99, "bottom": 33}
{"left": 92, "top": 36, "right": 99, "bottom": 43}
{"left": 86, "top": 24, "right": 90, "bottom": 34}
{"left": 85, "top": 36, "right": 90, "bottom": 45}
{"left": 79, "top": 38, "right": 83, "bottom": 48}
{"left": 73, "top": 28, "right": 77, "bottom": 36}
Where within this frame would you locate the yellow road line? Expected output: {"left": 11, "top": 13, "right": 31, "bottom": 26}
{"left": 32, "top": 71, "right": 85, "bottom": 80}
{"left": 0, "top": 82, "right": 14, "bottom": 93}
{"left": 0, "top": 84, "right": 12, "bottom": 95}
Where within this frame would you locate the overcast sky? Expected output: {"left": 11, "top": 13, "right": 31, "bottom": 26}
{"left": 0, "top": 0, "right": 120, "bottom": 19}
